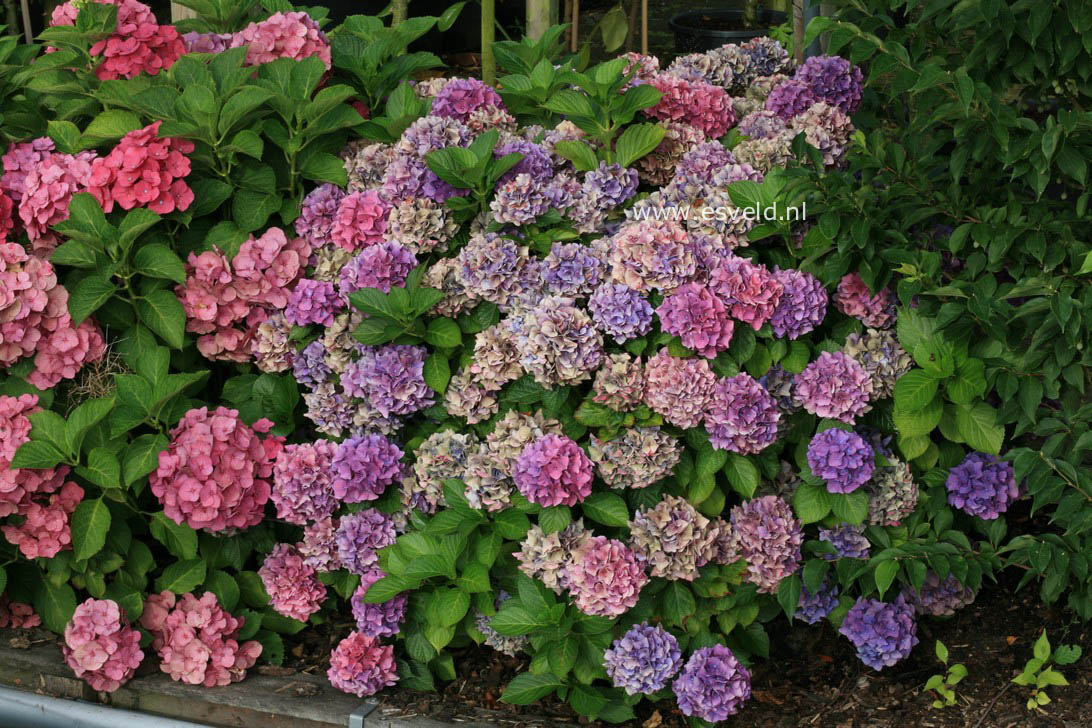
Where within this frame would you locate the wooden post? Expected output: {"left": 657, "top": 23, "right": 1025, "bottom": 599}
{"left": 570, "top": 0, "right": 579, "bottom": 52}
{"left": 170, "top": 3, "right": 196, "bottom": 22}
{"left": 793, "top": 0, "right": 805, "bottom": 65}
{"left": 391, "top": 0, "right": 408, "bottom": 27}
{"left": 625, "top": 0, "right": 637, "bottom": 51}
{"left": 19, "top": 0, "right": 30, "bottom": 43}
{"left": 640, "top": 0, "right": 647, "bottom": 55}
{"left": 481, "top": 0, "right": 495, "bottom": 85}
{"left": 526, "top": 0, "right": 557, "bottom": 41}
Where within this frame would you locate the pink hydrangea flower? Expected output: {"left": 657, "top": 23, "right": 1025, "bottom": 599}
{"left": 512, "top": 434, "right": 595, "bottom": 507}
{"left": 149, "top": 406, "right": 284, "bottom": 532}
{"left": 17, "top": 150, "right": 94, "bottom": 244}
{"left": 834, "top": 272, "right": 896, "bottom": 328}
{"left": 657, "top": 282, "right": 734, "bottom": 358}
{"left": 140, "top": 591, "right": 262, "bottom": 687}
{"left": 0, "top": 595, "right": 41, "bottom": 629}
{"left": 793, "top": 351, "right": 874, "bottom": 423}
{"left": 708, "top": 255, "right": 784, "bottom": 331}
{"left": 645, "top": 74, "right": 736, "bottom": 138}
{"left": 63, "top": 598, "right": 143, "bottom": 692}
{"left": 270, "top": 440, "right": 338, "bottom": 525}
{"left": 327, "top": 631, "right": 398, "bottom": 697}
{"left": 643, "top": 349, "right": 716, "bottom": 428}
{"left": 0, "top": 190, "right": 14, "bottom": 243}
{"left": 0, "top": 394, "right": 73, "bottom": 518}
{"left": 176, "top": 228, "right": 311, "bottom": 362}
{"left": 1, "top": 138, "right": 55, "bottom": 202}
{"left": 28, "top": 318, "right": 107, "bottom": 390}
{"left": 88, "top": 121, "right": 194, "bottom": 214}
{"left": 1, "top": 480, "right": 84, "bottom": 558}
{"left": 330, "top": 190, "right": 392, "bottom": 252}
{"left": 231, "top": 11, "right": 332, "bottom": 70}
{"left": 608, "top": 219, "right": 697, "bottom": 293}
{"left": 259, "top": 543, "right": 327, "bottom": 622}
{"left": 564, "top": 535, "right": 648, "bottom": 617}
{"left": 52, "top": 0, "right": 185, "bottom": 80}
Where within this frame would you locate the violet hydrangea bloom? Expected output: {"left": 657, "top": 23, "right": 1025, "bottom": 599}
{"left": 342, "top": 345, "right": 434, "bottom": 418}
{"left": 295, "top": 184, "right": 346, "bottom": 247}
{"left": 769, "top": 268, "right": 827, "bottom": 339}
{"left": 259, "top": 543, "right": 327, "bottom": 622}
{"left": 765, "top": 78, "right": 817, "bottom": 120}
{"left": 431, "top": 77, "right": 504, "bottom": 121}
{"left": 63, "top": 598, "right": 143, "bottom": 693}
{"left": 903, "top": 571, "right": 975, "bottom": 617}
{"left": 542, "top": 242, "right": 605, "bottom": 298}
{"left": 588, "top": 283, "right": 654, "bottom": 343}
{"left": 705, "top": 373, "right": 781, "bottom": 454}
{"left": 331, "top": 434, "right": 404, "bottom": 503}
{"left": 584, "top": 160, "right": 639, "bottom": 209}
{"left": 351, "top": 567, "right": 408, "bottom": 638}
{"left": 285, "top": 278, "right": 342, "bottom": 327}
{"left": 564, "top": 534, "right": 648, "bottom": 617}
{"left": 513, "top": 434, "right": 594, "bottom": 507}
{"left": 508, "top": 296, "right": 604, "bottom": 387}
{"left": 657, "top": 282, "right": 734, "bottom": 358}
{"left": 494, "top": 137, "right": 554, "bottom": 182}
{"left": 839, "top": 594, "right": 919, "bottom": 670}
{"left": 728, "top": 495, "right": 803, "bottom": 593}
{"left": 737, "top": 109, "right": 789, "bottom": 139}
{"left": 795, "top": 55, "right": 864, "bottom": 114}
{"left": 338, "top": 241, "right": 417, "bottom": 298}
{"left": 327, "top": 631, "right": 397, "bottom": 697}
{"left": 603, "top": 622, "right": 683, "bottom": 695}
{"left": 819, "top": 523, "right": 871, "bottom": 559}
{"left": 292, "top": 339, "right": 332, "bottom": 389}
{"left": 807, "top": 428, "right": 875, "bottom": 493}
{"left": 183, "top": 31, "right": 232, "bottom": 54}
{"left": 643, "top": 350, "right": 716, "bottom": 429}
{"left": 793, "top": 351, "right": 874, "bottom": 423}
{"left": 270, "top": 440, "right": 338, "bottom": 525}
{"left": 673, "top": 644, "right": 752, "bottom": 721}
{"left": 797, "top": 580, "right": 839, "bottom": 624}
{"left": 945, "top": 452, "right": 1020, "bottom": 520}
{"left": 457, "top": 235, "right": 529, "bottom": 308}
{"left": 335, "top": 509, "right": 397, "bottom": 576}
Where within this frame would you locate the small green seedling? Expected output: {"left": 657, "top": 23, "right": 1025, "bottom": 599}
{"left": 923, "top": 640, "right": 967, "bottom": 708}
{"left": 1012, "top": 630, "right": 1082, "bottom": 711}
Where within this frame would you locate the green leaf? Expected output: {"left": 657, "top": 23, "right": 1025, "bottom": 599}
{"left": 875, "top": 560, "right": 898, "bottom": 598}
{"left": 1053, "top": 644, "right": 1082, "bottom": 665}
{"left": 614, "top": 122, "right": 666, "bottom": 167}
{"left": 935, "top": 640, "right": 949, "bottom": 664}
{"left": 952, "top": 402, "right": 1004, "bottom": 454}
{"left": 538, "top": 505, "right": 571, "bottom": 533}
{"left": 255, "top": 630, "right": 283, "bottom": 665}
{"left": 75, "top": 448, "right": 121, "bottom": 488}
{"left": 662, "top": 582, "right": 696, "bottom": 625}
{"left": 70, "top": 498, "right": 111, "bottom": 561}
{"left": 553, "top": 140, "right": 599, "bottom": 172}
{"left": 47, "top": 120, "right": 83, "bottom": 153}
{"left": 66, "top": 397, "right": 115, "bottom": 455}
{"left": 10, "top": 440, "right": 66, "bottom": 470}
{"left": 51, "top": 240, "right": 99, "bottom": 268}
{"left": 425, "top": 317, "right": 462, "bottom": 348}
{"left": 893, "top": 370, "right": 938, "bottom": 411}
{"left": 829, "top": 490, "right": 869, "bottom": 525}
{"left": 501, "top": 672, "right": 562, "bottom": 704}
{"left": 1033, "top": 630, "right": 1051, "bottom": 661}
{"left": 136, "top": 289, "right": 187, "bottom": 349}
{"left": 155, "top": 559, "right": 207, "bottom": 594}
{"left": 777, "top": 574, "right": 802, "bottom": 621}
{"left": 568, "top": 683, "right": 608, "bottom": 718}
{"left": 122, "top": 433, "right": 168, "bottom": 487}
{"left": 299, "top": 151, "right": 349, "bottom": 186}
{"left": 423, "top": 353, "right": 451, "bottom": 393}
{"left": 581, "top": 491, "right": 629, "bottom": 527}
{"left": 133, "top": 243, "right": 186, "bottom": 283}
{"left": 723, "top": 453, "right": 760, "bottom": 498}
{"left": 893, "top": 394, "right": 943, "bottom": 437}
{"left": 68, "top": 275, "right": 116, "bottom": 324}
{"left": 427, "top": 587, "right": 470, "bottom": 627}
{"left": 793, "top": 482, "right": 831, "bottom": 524}
{"left": 204, "top": 569, "right": 240, "bottom": 612}
{"left": 150, "top": 512, "right": 198, "bottom": 559}
{"left": 83, "top": 109, "right": 142, "bottom": 144}
{"left": 35, "top": 581, "right": 77, "bottom": 634}
{"left": 491, "top": 605, "right": 545, "bottom": 635}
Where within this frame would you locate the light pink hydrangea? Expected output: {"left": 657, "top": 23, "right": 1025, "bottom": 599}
{"left": 793, "top": 351, "right": 874, "bottom": 423}
{"left": 0, "top": 394, "right": 73, "bottom": 518}
{"left": 88, "top": 121, "right": 194, "bottom": 214}
{"left": 834, "top": 272, "right": 896, "bottom": 328}
{"left": 140, "top": 591, "right": 262, "bottom": 687}
{"left": 645, "top": 74, "right": 736, "bottom": 138}
{"left": 18, "top": 150, "right": 94, "bottom": 245}
{"left": 149, "top": 406, "right": 284, "bottom": 532}
{"left": 231, "top": 11, "right": 332, "bottom": 70}
{"left": 1, "top": 480, "right": 84, "bottom": 558}
{"left": 643, "top": 349, "right": 716, "bottom": 428}
{"left": 52, "top": 0, "right": 185, "bottom": 80}
{"left": 564, "top": 535, "right": 648, "bottom": 617}
{"left": 1, "top": 138, "right": 55, "bottom": 202}
{"left": 176, "top": 228, "right": 311, "bottom": 362}
{"left": 63, "top": 598, "right": 143, "bottom": 692}
{"left": 330, "top": 190, "right": 392, "bottom": 252}
{"left": 657, "top": 282, "right": 733, "bottom": 358}
{"left": 327, "top": 631, "right": 398, "bottom": 697}
{"left": 259, "top": 543, "right": 327, "bottom": 622}
{"left": 512, "top": 434, "right": 594, "bottom": 507}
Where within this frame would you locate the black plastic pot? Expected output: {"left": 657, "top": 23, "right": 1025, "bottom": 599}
{"left": 669, "top": 9, "right": 788, "bottom": 54}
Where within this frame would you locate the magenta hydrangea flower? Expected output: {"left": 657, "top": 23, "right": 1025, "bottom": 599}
{"left": 797, "top": 580, "right": 839, "bottom": 624}
{"left": 259, "top": 543, "right": 327, "bottom": 622}
{"left": 705, "top": 373, "right": 781, "bottom": 454}
{"left": 604, "top": 622, "right": 683, "bottom": 695}
{"left": 327, "top": 631, "right": 397, "bottom": 697}
{"left": 673, "top": 644, "right": 752, "bottom": 721}
{"left": 903, "top": 572, "right": 975, "bottom": 617}
{"left": 819, "top": 522, "right": 871, "bottom": 559}
{"left": 728, "top": 495, "right": 803, "bottom": 593}
{"left": 793, "top": 351, "right": 874, "bottom": 423}
{"left": 512, "top": 434, "right": 594, "bottom": 507}
{"left": 643, "top": 349, "right": 716, "bottom": 428}
{"left": 564, "top": 534, "right": 648, "bottom": 617}
{"left": 769, "top": 268, "right": 828, "bottom": 339}
{"left": 657, "top": 282, "right": 734, "bottom": 358}
{"left": 342, "top": 344, "right": 434, "bottom": 417}
{"left": 588, "top": 283, "right": 654, "bottom": 343}
{"left": 331, "top": 434, "right": 404, "bottom": 503}
{"left": 335, "top": 509, "right": 397, "bottom": 576}
{"left": 945, "top": 452, "right": 1020, "bottom": 520}
{"left": 765, "top": 78, "right": 817, "bottom": 120}
{"left": 284, "top": 278, "right": 343, "bottom": 327}
{"left": 807, "top": 428, "right": 875, "bottom": 493}
{"left": 795, "top": 55, "right": 864, "bottom": 114}
{"left": 63, "top": 598, "right": 143, "bottom": 693}
{"left": 150, "top": 407, "right": 283, "bottom": 532}
{"left": 646, "top": 74, "right": 735, "bottom": 138}
{"left": 709, "top": 255, "right": 783, "bottom": 331}
{"left": 330, "top": 189, "right": 392, "bottom": 252}
{"left": 270, "top": 440, "right": 338, "bottom": 525}
{"left": 87, "top": 121, "right": 194, "bottom": 214}
{"left": 53, "top": 0, "right": 185, "bottom": 80}
{"left": 231, "top": 11, "right": 331, "bottom": 69}
{"left": 431, "top": 77, "right": 504, "bottom": 121}
{"left": 834, "top": 272, "right": 896, "bottom": 328}
{"left": 608, "top": 219, "right": 697, "bottom": 293}
{"left": 839, "top": 595, "right": 919, "bottom": 670}
{"left": 351, "top": 568, "right": 408, "bottom": 638}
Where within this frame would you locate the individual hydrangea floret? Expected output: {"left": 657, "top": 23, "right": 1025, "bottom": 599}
{"left": 843, "top": 328, "right": 913, "bottom": 399}
{"left": 807, "top": 428, "right": 875, "bottom": 494}
{"left": 150, "top": 407, "right": 282, "bottom": 532}
{"left": 330, "top": 189, "right": 392, "bottom": 252}
{"left": 604, "top": 622, "right": 683, "bottom": 695}
{"left": 728, "top": 495, "right": 803, "bottom": 593}
{"left": 839, "top": 595, "right": 919, "bottom": 670}
{"left": 945, "top": 452, "right": 1020, "bottom": 520}
{"left": 708, "top": 255, "right": 783, "bottom": 331}
{"left": 285, "top": 278, "right": 343, "bottom": 327}
{"left": 87, "top": 121, "right": 194, "bottom": 214}
{"left": 834, "top": 272, "right": 896, "bottom": 328}
{"left": 259, "top": 543, "right": 327, "bottom": 622}
{"left": 643, "top": 350, "right": 716, "bottom": 428}
{"left": 335, "top": 509, "right": 397, "bottom": 576}
{"left": 657, "top": 282, "right": 733, "bottom": 358}
{"left": 342, "top": 345, "right": 434, "bottom": 418}
{"left": 629, "top": 495, "right": 717, "bottom": 581}
{"left": 819, "top": 523, "right": 871, "bottom": 560}
{"left": 673, "top": 644, "right": 752, "bottom": 722}
{"left": 513, "top": 434, "right": 594, "bottom": 507}
{"left": 769, "top": 268, "right": 827, "bottom": 339}
{"left": 705, "top": 373, "right": 781, "bottom": 454}
{"left": 903, "top": 572, "right": 976, "bottom": 617}
{"left": 431, "top": 77, "right": 504, "bottom": 121}
{"left": 231, "top": 11, "right": 331, "bottom": 69}
{"left": 797, "top": 580, "right": 839, "bottom": 624}
{"left": 63, "top": 598, "right": 143, "bottom": 693}
{"left": 270, "top": 440, "right": 338, "bottom": 525}
{"left": 331, "top": 434, "right": 404, "bottom": 503}
{"left": 588, "top": 427, "right": 680, "bottom": 489}
{"left": 351, "top": 568, "right": 408, "bottom": 638}
{"left": 327, "top": 631, "right": 397, "bottom": 697}
{"left": 587, "top": 283, "right": 654, "bottom": 344}
{"left": 565, "top": 534, "right": 648, "bottom": 617}
{"left": 794, "top": 55, "right": 864, "bottom": 114}
{"left": 793, "top": 351, "right": 874, "bottom": 423}
{"left": 608, "top": 219, "right": 697, "bottom": 293}
{"left": 591, "top": 352, "right": 646, "bottom": 411}
{"left": 508, "top": 296, "right": 604, "bottom": 388}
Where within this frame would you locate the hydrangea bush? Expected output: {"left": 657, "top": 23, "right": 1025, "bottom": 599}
{"left": 0, "top": 1, "right": 1049, "bottom": 724}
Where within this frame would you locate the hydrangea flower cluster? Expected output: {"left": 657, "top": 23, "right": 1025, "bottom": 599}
{"left": 904, "top": 572, "right": 976, "bottom": 617}
{"left": 807, "top": 428, "right": 875, "bottom": 493}
{"left": 604, "top": 622, "right": 683, "bottom": 695}
{"left": 62, "top": 598, "right": 143, "bottom": 693}
{"left": 587, "top": 427, "right": 679, "bottom": 489}
{"left": 867, "top": 459, "right": 920, "bottom": 526}
{"left": 513, "top": 434, "right": 594, "bottom": 507}
{"left": 564, "top": 534, "right": 648, "bottom": 617}
{"left": 705, "top": 373, "right": 781, "bottom": 454}
{"left": 330, "top": 434, "right": 404, "bottom": 503}
{"left": 843, "top": 328, "right": 912, "bottom": 398}
{"left": 231, "top": 11, "right": 332, "bottom": 69}
{"left": 793, "top": 351, "right": 874, "bottom": 423}
{"left": 259, "top": 543, "right": 327, "bottom": 622}
{"left": 588, "top": 283, "right": 654, "bottom": 343}
{"left": 628, "top": 495, "right": 717, "bottom": 581}
{"left": 819, "top": 523, "right": 871, "bottom": 559}
{"left": 673, "top": 645, "right": 752, "bottom": 721}
{"left": 834, "top": 272, "right": 896, "bottom": 328}
{"left": 945, "top": 452, "right": 1020, "bottom": 520}
{"left": 327, "top": 631, "right": 397, "bottom": 697}
{"left": 645, "top": 74, "right": 735, "bottom": 138}
{"left": 0, "top": 595, "right": 40, "bottom": 629}
{"left": 271, "top": 439, "right": 338, "bottom": 524}
{"left": 87, "top": 121, "right": 194, "bottom": 213}
{"left": 52, "top": 0, "right": 185, "bottom": 80}
{"left": 352, "top": 568, "right": 408, "bottom": 638}
{"left": 335, "top": 509, "right": 397, "bottom": 576}
{"left": 643, "top": 350, "right": 716, "bottom": 428}
{"left": 728, "top": 495, "right": 803, "bottom": 593}
{"left": 797, "top": 580, "right": 839, "bottom": 624}
{"left": 475, "top": 592, "right": 529, "bottom": 657}
{"left": 839, "top": 595, "right": 919, "bottom": 670}
{"left": 657, "top": 282, "right": 733, "bottom": 357}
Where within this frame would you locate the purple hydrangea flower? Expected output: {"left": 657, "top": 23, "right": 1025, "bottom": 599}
{"left": 584, "top": 161, "right": 639, "bottom": 209}
{"left": 513, "top": 434, "right": 594, "bottom": 507}
{"left": 271, "top": 441, "right": 338, "bottom": 525}
{"left": 797, "top": 580, "right": 839, "bottom": 624}
{"left": 342, "top": 345, "right": 434, "bottom": 417}
{"left": 807, "top": 428, "right": 875, "bottom": 493}
{"left": 769, "top": 268, "right": 827, "bottom": 339}
{"left": 285, "top": 279, "right": 343, "bottom": 327}
{"left": 338, "top": 242, "right": 418, "bottom": 298}
{"left": 542, "top": 242, "right": 605, "bottom": 298}
{"left": 839, "top": 595, "right": 919, "bottom": 670}
{"left": 183, "top": 31, "right": 232, "bottom": 54}
{"left": 457, "top": 235, "right": 528, "bottom": 308}
{"left": 508, "top": 296, "right": 604, "bottom": 387}
{"left": 295, "top": 183, "right": 346, "bottom": 247}
{"left": 331, "top": 434, "right": 404, "bottom": 503}
{"left": 587, "top": 283, "right": 654, "bottom": 343}
{"left": 293, "top": 339, "right": 332, "bottom": 389}
{"left": 903, "top": 572, "right": 975, "bottom": 617}
{"left": 737, "top": 109, "right": 789, "bottom": 140}
{"left": 351, "top": 567, "right": 408, "bottom": 637}
{"left": 670, "top": 142, "right": 737, "bottom": 195}
{"left": 490, "top": 173, "right": 551, "bottom": 226}
{"left": 793, "top": 351, "right": 874, "bottom": 423}
{"left": 945, "top": 452, "right": 1020, "bottom": 520}
{"left": 335, "top": 509, "right": 397, "bottom": 576}
{"left": 728, "top": 495, "right": 803, "bottom": 593}
{"left": 795, "top": 55, "right": 864, "bottom": 114}
{"left": 494, "top": 138, "right": 554, "bottom": 182}
{"left": 673, "top": 644, "right": 752, "bottom": 721}
{"left": 819, "top": 522, "right": 871, "bottom": 559}
{"left": 657, "top": 282, "right": 734, "bottom": 358}
{"left": 705, "top": 373, "right": 781, "bottom": 454}
{"left": 739, "top": 37, "right": 793, "bottom": 78}
{"left": 431, "top": 78, "right": 504, "bottom": 121}
{"left": 603, "top": 622, "right": 683, "bottom": 695}
{"left": 765, "top": 78, "right": 818, "bottom": 120}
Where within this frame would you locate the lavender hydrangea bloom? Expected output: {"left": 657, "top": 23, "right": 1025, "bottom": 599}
{"left": 669, "top": 142, "right": 737, "bottom": 198}
{"left": 728, "top": 495, "right": 803, "bottom": 593}
{"left": 807, "top": 429, "right": 875, "bottom": 494}
{"left": 490, "top": 173, "right": 551, "bottom": 226}
{"left": 797, "top": 580, "right": 839, "bottom": 624}
{"left": 295, "top": 184, "right": 346, "bottom": 247}
{"left": 819, "top": 523, "right": 871, "bottom": 559}
{"left": 494, "top": 138, "right": 554, "bottom": 182}
{"left": 903, "top": 572, "right": 975, "bottom": 617}
{"left": 737, "top": 109, "right": 789, "bottom": 140}
{"left": 705, "top": 373, "right": 781, "bottom": 454}
{"left": 945, "top": 452, "right": 1020, "bottom": 520}
{"left": 457, "top": 235, "right": 528, "bottom": 308}
{"left": 673, "top": 644, "right": 752, "bottom": 721}
{"left": 183, "top": 31, "right": 232, "bottom": 54}
{"left": 395, "top": 115, "right": 472, "bottom": 158}
{"left": 795, "top": 55, "right": 864, "bottom": 114}
{"left": 285, "top": 279, "right": 343, "bottom": 327}
{"left": 338, "top": 242, "right": 417, "bottom": 298}
{"left": 513, "top": 434, "right": 594, "bottom": 507}
{"left": 769, "top": 268, "right": 827, "bottom": 339}
{"left": 793, "top": 351, "right": 874, "bottom": 423}
{"left": 587, "top": 283, "right": 654, "bottom": 343}
{"left": 765, "top": 78, "right": 818, "bottom": 120}
{"left": 603, "top": 622, "right": 683, "bottom": 695}
{"left": 342, "top": 345, "right": 434, "bottom": 417}
{"left": 431, "top": 78, "right": 504, "bottom": 120}
{"left": 584, "top": 161, "right": 639, "bottom": 209}
{"left": 351, "top": 568, "right": 407, "bottom": 638}
{"left": 542, "top": 242, "right": 605, "bottom": 298}
{"left": 331, "top": 434, "right": 404, "bottom": 503}
{"left": 292, "top": 339, "right": 332, "bottom": 389}
{"left": 839, "top": 595, "right": 919, "bottom": 670}
{"left": 335, "top": 509, "right": 397, "bottom": 576}
{"left": 657, "top": 282, "right": 733, "bottom": 358}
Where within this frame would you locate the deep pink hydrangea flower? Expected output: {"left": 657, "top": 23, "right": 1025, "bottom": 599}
{"left": 140, "top": 591, "right": 262, "bottom": 687}
{"left": 705, "top": 373, "right": 781, "bottom": 454}
{"left": 87, "top": 121, "right": 194, "bottom": 214}
{"left": 1, "top": 480, "right": 83, "bottom": 558}
{"left": 645, "top": 74, "right": 736, "bottom": 138}
{"left": 327, "top": 631, "right": 397, "bottom": 696}
{"left": 231, "top": 11, "right": 331, "bottom": 69}
{"left": 150, "top": 406, "right": 284, "bottom": 532}
{"left": 657, "top": 282, "right": 734, "bottom": 358}
{"left": 330, "top": 189, "right": 392, "bottom": 252}
{"left": 564, "top": 534, "right": 648, "bottom": 617}
{"left": 177, "top": 228, "right": 311, "bottom": 362}
{"left": 270, "top": 440, "right": 338, "bottom": 525}
{"left": 63, "top": 598, "right": 143, "bottom": 692}
{"left": 259, "top": 543, "right": 327, "bottom": 622}
{"left": 0, "top": 190, "right": 14, "bottom": 243}
{"left": 18, "top": 150, "right": 94, "bottom": 244}
{"left": 431, "top": 77, "right": 504, "bottom": 121}
{"left": 52, "top": 0, "right": 185, "bottom": 80}
{"left": 643, "top": 349, "right": 716, "bottom": 428}
{"left": 793, "top": 351, "right": 874, "bottom": 423}
{"left": 834, "top": 272, "right": 896, "bottom": 328}
{"left": 709, "top": 255, "right": 784, "bottom": 331}
{"left": 512, "top": 434, "right": 594, "bottom": 507}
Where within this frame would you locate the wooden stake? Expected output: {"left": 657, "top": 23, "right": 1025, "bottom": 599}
{"left": 570, "top": 0, "right": 579, "bottom": 52}
{"left": 481, "top": 0, "right": 496, "bottom": 85}
{"left": 169, "top": 3, "right": 196, "bottom": 22}
{"left": 625, "top": 0, "right": 638, "bottom": 52}
{"left": 19, "top": 0, "right": 30, "bottom": 43}
{"left": 793, "top": 0, "right": 804, "bottom": 65}
{"left": 640, "top": 0, "right": 647, "bottom": 55}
